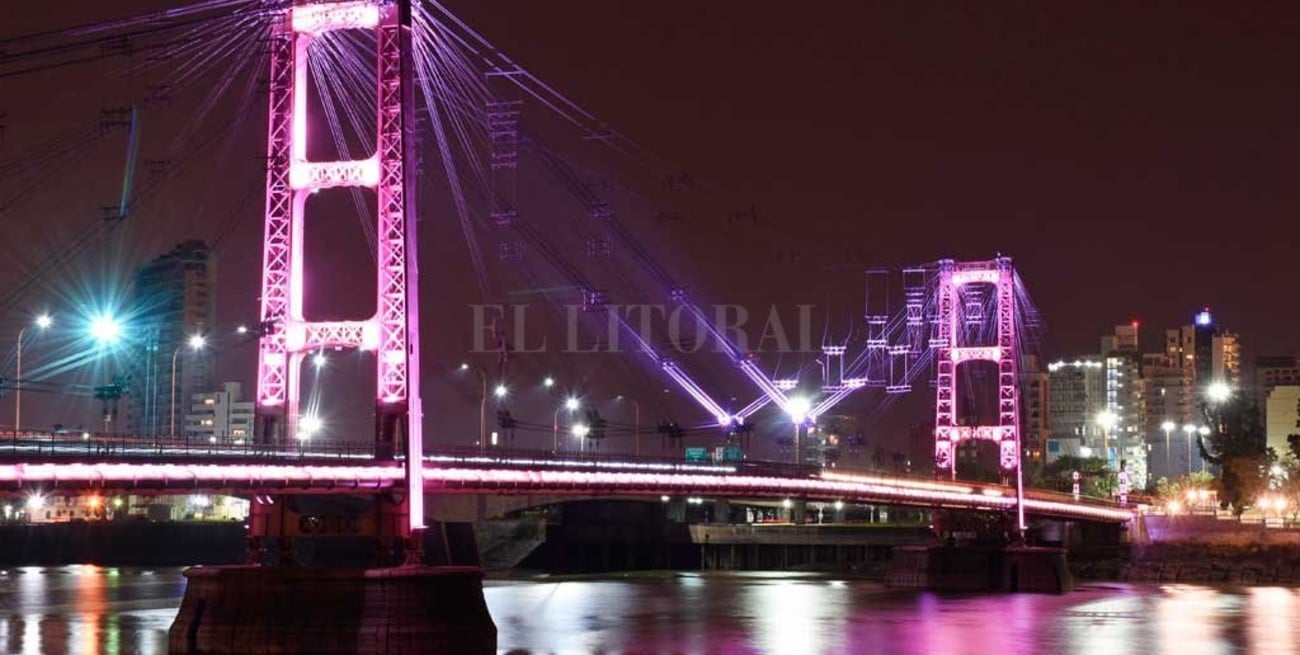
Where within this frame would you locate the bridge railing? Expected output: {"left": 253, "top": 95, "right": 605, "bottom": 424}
{"left": 0, "top": 433, "right": 375, "bottom": 461}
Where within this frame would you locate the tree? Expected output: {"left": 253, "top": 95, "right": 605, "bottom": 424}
{"left": 1039, "top": 455, "right": 1116, "bottom": 499}
{"left": 1198, "top": 397, "right": 1270, "bottom": 515}
{"left": 1154, "top": 470, "right": 1217, "bottom": 509}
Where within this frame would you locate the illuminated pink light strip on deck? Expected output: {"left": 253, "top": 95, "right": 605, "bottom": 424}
{"left": 0, "top": 464, "right": 1134, "bottom": 522}
{"left": 0, "top": 463, "right": 404, "bottom": 487}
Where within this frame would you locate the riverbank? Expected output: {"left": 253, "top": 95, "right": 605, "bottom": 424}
{"left": 1073, "top": 543, "right": 1300, "bottom": 584}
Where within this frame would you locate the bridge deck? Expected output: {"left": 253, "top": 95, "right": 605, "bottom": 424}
{"left": 0, "top": 440, "right": 1133, "bottom": 522}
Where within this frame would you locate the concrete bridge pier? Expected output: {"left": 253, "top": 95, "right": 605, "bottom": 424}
{"left": 168, "top": 494, "right": 497, "bottom": 655}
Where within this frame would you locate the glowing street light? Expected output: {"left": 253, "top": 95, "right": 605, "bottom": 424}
{"left": 1206, "top": 382, "right": 1232, "bottom": 403}
{"left": 785, "top": 396, "right": 812, "bottom": 423}
{"left": 89, "top": 314, "right": 123, "bottom": 345}
{"left": 543, "top": 376, "right": 555, "bottom": 388}
{"left": 299, "top": 415, "right": 323, "bottom": 439}
{"left": 459, "top": 362, "right": 469, "bottom": 371}
{"left": 785, "top": 396, "right": 813, "bottom": 466}
{"left": 493, "top": 384, "right": 508, "bottom": 398}
{"left": 312, "top": 351, "right": 327, "bottom": 369}
{"left": 14, "top": 313, "right": 53, "bottom": 435}
{"left": 553, "top": 397, "right": 581, "bottom": 452}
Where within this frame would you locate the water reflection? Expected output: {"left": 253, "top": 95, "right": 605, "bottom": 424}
{"left": 0, "top": 567, "right": 181, "bottom": 655}
{"left": 0, "top": 567, "right": 1298, "bottom": 654}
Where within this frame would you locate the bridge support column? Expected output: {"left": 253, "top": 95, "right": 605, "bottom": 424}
{"left": 787, "top": 500, "right": 807, "bottom": 525}
{"left": 711, "top": 499, "right": 731, "bottom": 524}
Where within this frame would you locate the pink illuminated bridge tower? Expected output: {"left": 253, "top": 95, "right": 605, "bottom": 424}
{"left": 254, "top": 1, "right": 424, "bottom": 532}
{"left": 932, "top": 257, "right": 1025, "bottom": 532}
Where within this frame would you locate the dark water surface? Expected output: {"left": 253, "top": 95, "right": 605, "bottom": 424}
{"left": 0, "top": 566, "right": 1297, "bottom": 654}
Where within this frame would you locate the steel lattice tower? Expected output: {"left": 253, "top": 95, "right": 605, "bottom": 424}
{"left": 932, "top": 256, "right": 1024, "bottom": 529}
{"left": 255, "top": 1, "right": 423, "bottom": 531}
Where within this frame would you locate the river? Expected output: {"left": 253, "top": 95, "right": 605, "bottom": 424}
{"left": 0, "top": 566, "right": 1295, "bottom": 654}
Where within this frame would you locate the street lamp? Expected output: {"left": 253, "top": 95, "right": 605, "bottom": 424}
{"left": 88, "top": 314, "right": 123, "bottom": 345}
{"left": 572, "top": 423, "right": 590, "bottom": 453}
{"left": 460, "top": 364, "right": 487, "bottom": 452}
{"left": 785, "top": 396, "right": 812, "bottom": 465}
{"left": 1182, "top": 423, "right": 1198, "bottom": 475}
{"left": 493, "top": 383, "right": 508, "bottom": 398}
{"left": 1161, "top": 420, "right": 1175, "bottom": 475}
{"left": 299, "top": 414, "right": 323, "bottom": 439}
{"left": 170, "top": 335, "right": 206, "bottom": 437}
{"left": 1206, "top": 382, "right": 1232, "bottom": 404}
{"left": 542, "top": 376, "right": 555, "bottom": 388}
{"left": 553, "top": 397, "right": 580, "bottom": 452}
{"left": 14, "top": 314, "right": 52, "bottom": 436}
{"left": 616, "top": 394, "right": 642, "bottom": 457}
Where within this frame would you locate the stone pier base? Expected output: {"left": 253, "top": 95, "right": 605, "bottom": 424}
{"left": 886, "top": 546, "right": 1073, "bottom": 593}
{"left": 168, "top": 565, "right": 496, "bottom": 655}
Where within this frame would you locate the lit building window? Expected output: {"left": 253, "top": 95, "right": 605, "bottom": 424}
{"left": 204, "top": 398, "right": 216, "bottom": 405}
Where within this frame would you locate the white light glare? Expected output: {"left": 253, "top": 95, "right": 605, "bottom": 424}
{"left": 89, "top": 314, "right": 123, "bottom": 344}
{"left": 299, "top": 415, "right": 323, "bottom": 438}
{"left": 785, "top": 397, "right": 812, "bottom": 423}
{"left": 1207, "top": 382, "right": 1232, "bottom": 403}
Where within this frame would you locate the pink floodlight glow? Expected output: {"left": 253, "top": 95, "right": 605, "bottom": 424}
{"left": 291, "top": 2, "right": 381, "bottom": 35}
{"left": 289, "top": 158, "right": 381, "bottom": 190}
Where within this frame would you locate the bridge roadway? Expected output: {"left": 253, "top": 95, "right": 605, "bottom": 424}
{"left": 0, "top": 436, "right": 1134, "bottom": 523}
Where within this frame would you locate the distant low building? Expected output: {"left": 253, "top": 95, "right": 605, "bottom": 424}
{"left": 184, "top": 382, "right": 255, "bottom": 442}
{"left": 1266, "top": 386, "right": 1300, "bottom": 458}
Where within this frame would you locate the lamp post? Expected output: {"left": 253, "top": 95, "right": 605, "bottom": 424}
{"left": 460, "top": 364, "right": 489, "bottom": 452}
{"left": 572, "top": 423, "right": 590, "bottom": 454}
{"left": 1182, "top": 423, "right": 1197, "bottom": 475}
{"left": 786, "top": 397, "right": 812, "bottom": 465}
{"left": 170, "top": 335, "right": 206, "bottom": 438}
{"left": 554, "top": 397, "right": 580, "bottom": 453}
{"left": 14, "top": 314, "right": 52, "bottom": 437}
{"left": 1197, "top": 426, "right": 1210, "bottom": 473}
{"left": 1161, "top": 420, "right": 1175, "bottom": 476}
{"left": 617, "top": 395, "right": 641, "bottom": 457}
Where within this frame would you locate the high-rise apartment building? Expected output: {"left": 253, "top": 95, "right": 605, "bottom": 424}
{"left": 1045, "top": 359, "right": 1106, "bottom": 462}
{"left": 129, "top": 240, "right": 215, "bottom": 436}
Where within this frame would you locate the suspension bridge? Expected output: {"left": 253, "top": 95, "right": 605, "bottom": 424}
{"left": 0, "top": 1, "right": 1133, "bottom": 652}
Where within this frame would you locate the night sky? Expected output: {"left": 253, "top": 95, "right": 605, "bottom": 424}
{"left": 3, "top": 1, "right": 1299, "bottom": 450}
